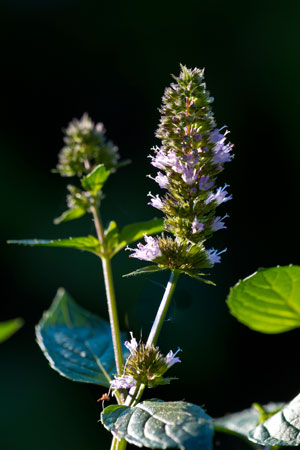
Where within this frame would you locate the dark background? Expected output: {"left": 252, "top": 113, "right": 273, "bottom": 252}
{"left": 2, "top": 0, "right": 300, "bottom": 449}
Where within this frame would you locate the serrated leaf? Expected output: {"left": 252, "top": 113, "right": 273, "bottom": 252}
{"left": 123, "top": 265, "right": 167, "bottom": 277}
{"left": 0, "top": 318, "right": 24, "bottom": 343}
{"left": 8, "top": 236, "right": 101, "bottom": 256}
{"left": 36, "top": 288, "right": 127, "bottom": 387}
{"left": 249, "top": 394, "right": 300, "bottom": 446}
{"left": 54, "top": 207, "right": 86, "bottom": 224}
{"left": 214, "top": 402, "right": 284, "bottom": 439}
{"left": 227, "top": 265, "right": 300, "bottom": 333}
{"left": 101, "top": 399, "right": 214, "bottom": 450}
{"left": 112, "top": 218, "right": 164, "bottom": 256}
{"left": 81, "top": 164, "right": 110, "bottom": 193}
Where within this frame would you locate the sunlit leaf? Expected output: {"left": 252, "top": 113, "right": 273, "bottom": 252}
{"left": 227, "top": 265, "right": 300, "bottom": 333}
{"left": 54, "top": 207, "right": 86, "bottom": 225}
{"left": 81, "top": 164, "right": 110, "bottom": 193}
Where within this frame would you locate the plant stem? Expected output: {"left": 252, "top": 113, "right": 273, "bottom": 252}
{"left": 91, "top": 205, "right": 124, "bottom": 377}
{"left": 113, "top": 438, "right": 127, "bottom": 450}
{"left": 146, "top": 271, "right": 180, "bottom": 347}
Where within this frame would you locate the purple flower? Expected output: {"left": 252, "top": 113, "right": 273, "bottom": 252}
{"left": 192, "top": 217, "right": 204, "bottom": 233}
{"left": 148, "top": 171, "right": 169, "bottom": 189}
{"left": 127, "top": 234, "right": 162, "bottom": 261}
{"left": 209, "top": 128, "right": 227, "bottom": 144}
{"left": 149, "top": 148, "right": 183, "bottom": 173}
{"left": 110, "top": 375, "right": 136, "bottom": 390}
{"left": 206, "top": 248, "right": 226, "bottom": 265}
{"left": 147, "top": 192, "right": 164, "bottom": 210}
{"left": 124, "top": 332, "right": 138, "bottom": 353}
{"left": 165, "top": 348, "right": 182, "bottom": 368}
{"left": 205, "top": 185, "right": 232, "bottom": 205}
{"left": 199, "top": 175, "right": 214, "bottom": 190}
{"left": 212, "top": 215, "right": 228, "bottom": 231}
{"left": 181, "top": 166, "right": 198, "bottom": 185}
{"left": 212, "top": 142, "right": 233, "bottom": 165}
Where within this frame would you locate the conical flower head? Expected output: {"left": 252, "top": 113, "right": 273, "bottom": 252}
{"left": 56, "top": 113, "right": 120, "bottom": 177}
{"left": 110, "top": 333, "right": 181, "bottom": 390}
{"left": 128, "top": 65, "right": 234, "bottom": 278}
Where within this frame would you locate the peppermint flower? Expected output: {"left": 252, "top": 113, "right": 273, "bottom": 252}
{"left": 111, "top": 333, "right": 181, "bottom": 391}
{"left": 148, "top": 172, "right": 169, "bottom": 189}
{"left": 212, "top": 215, "right": 228, "bottom": 231}
{"left": 206, "top": 248, "right": 226, "bottom": 265}
{"left": 110, "top": 375, "right": 136, "bottom": 390}
{"left": 147, "top": 192, "right": 164, "bottom": 210}
{"left": 165, "top": 348, "right": 182, "bottom": 368}
{"left": 127, "top": 235, "right": 162, "bottom": 262}
{"left": 192, "top": 218, "right": 204, "bottom": 234}
{"left": 205, "top": 185, "right": 232, "bottom": 205}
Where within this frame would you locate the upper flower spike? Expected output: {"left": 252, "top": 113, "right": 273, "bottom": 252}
{"left": 56, "top": 113, "right": 122, "bottom": 178}
{"left": 128, "top": 65, "right": 234, "bottom": 278}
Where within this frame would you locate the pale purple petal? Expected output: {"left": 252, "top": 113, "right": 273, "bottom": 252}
{"left": 124, "top": 332, "right": 138, "bottom": 353}
{"left": 206, "top": 248, "right": 226, "bottom": 265}
{"left": 199, "top": 175, "right": 214, "bottom": 190}
{"left": 110, "top": 375, "right": 136, "bottom": 390}
{"left": 126, "top": 234, "right": 162, "bottom": 262}
{"left": 147, "top": 192, "right": 164, "bottom": 210}
{"left": 192, "top": 217, "right": 204, "bottom": 233}
{"left": 205, "top": 185, "right": 232, "bottom": 205}
{"left": 165, "top": 348, "right": 182, "bottom": 368}
{"left": 181, "top": 166, "right": 198, "bottom": 185}
{"left": 212, "top": 216, "right": 227, "bottom": 231}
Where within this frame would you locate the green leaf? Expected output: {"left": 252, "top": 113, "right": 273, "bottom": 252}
{"left": 123, "top": 265, "right": 167, "bottom": 277}
{"left": 214, "top": 402, "right": 284, "bottom": 439}
{"left": 112, "top": 218, "right": 164, "bottom": 256}
{"left": 101, "top": 399, "right": 214, "bottom": 450}
{"left": 249, "top": 393, "right": 300, "bottom": 446}
{"left": 105, "top": 221, "right": 120, "bottom": 255}
{"left": 227, "top": 265, "right": 300, "bottom": 333}
{"left": 81, "top": 164, "right": 110, "bottom": 193}
{"left": 0, "top": 318, "right": 24, "bottom": 343}
{"left": 8, "top": 236, "right": 101, "bottom": 256}
{"left": 54, "top": 207, "right": 86, "bottom": 225}
{"left": 36, "top": 288, "right": 128, "bottom": 387}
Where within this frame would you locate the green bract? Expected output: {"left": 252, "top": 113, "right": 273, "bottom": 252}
{"left": 227, "top": 265, "right": 300, "bottom": 333}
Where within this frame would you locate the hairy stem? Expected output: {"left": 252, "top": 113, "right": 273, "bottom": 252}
{"left": 91, "top": 205, "right": 124, "bottom": 378}
{"left": 146, "top": 271, "right": 180, "bottom": 347}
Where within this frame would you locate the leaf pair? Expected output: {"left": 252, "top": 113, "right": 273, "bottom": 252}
{"left": 8, "top": 217, "right": 164, "bottom": 260}
{"left": 55, "top": 164, "right": 110, "bottom": 224}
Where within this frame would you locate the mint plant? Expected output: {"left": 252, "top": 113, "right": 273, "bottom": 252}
{"left": 10, "top": 65, "right": 300, "bottom": 450}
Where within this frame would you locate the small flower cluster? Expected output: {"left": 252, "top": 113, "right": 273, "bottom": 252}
{"left": 129, "top": 65, "right": 234, "bottom": 276}
{"left": 110, "top": 333, "right": 181, "bottom": 391}
{"left": 56, "top": 113, "right": 120, "bottom": 178}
